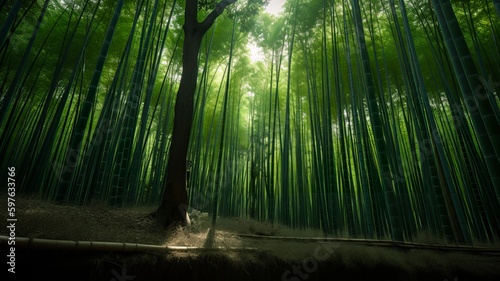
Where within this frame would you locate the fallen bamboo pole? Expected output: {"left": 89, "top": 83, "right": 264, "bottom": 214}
{"left": 237, "top": 234, "right": 500, "bottom": 254}
{"left": 2, "top": 235, "right": 499, "bottom": 255}
{"left": 0, "top": 236, "right": 256, "bottom": 253}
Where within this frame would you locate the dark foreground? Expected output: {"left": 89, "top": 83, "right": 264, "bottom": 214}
{"left": 4, "top": 246, "right": 500, "bottom": 281}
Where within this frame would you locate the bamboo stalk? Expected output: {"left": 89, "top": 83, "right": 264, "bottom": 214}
{"left": 237, "top": 234, "right": 500, "bottom": 253}
{"left": 0, "top": 236, "right": 256, "bottom": 252}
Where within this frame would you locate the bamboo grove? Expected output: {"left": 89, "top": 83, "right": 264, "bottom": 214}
{"left": 1, "top": 0, "right": 499, "bottom": 244}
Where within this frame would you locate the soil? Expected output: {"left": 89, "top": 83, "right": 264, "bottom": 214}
{"left": 1, "top": 195, "right": 499, "bottom": 281}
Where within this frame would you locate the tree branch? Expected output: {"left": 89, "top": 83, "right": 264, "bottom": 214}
{"left": 200, "top": 0, "right": 237, "bottom": 34}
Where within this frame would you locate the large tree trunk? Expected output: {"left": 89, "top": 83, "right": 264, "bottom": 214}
{"left": 153, "top": 0, "right": 236, "bottom": 228}
{"left": 153, "top": 30, "right": 200, "bottom": 228}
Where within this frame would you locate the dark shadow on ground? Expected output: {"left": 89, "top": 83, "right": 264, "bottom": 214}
{"left": 203, "top": 226, "right": 216, "bottom": 248}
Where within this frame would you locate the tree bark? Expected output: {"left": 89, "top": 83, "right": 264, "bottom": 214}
{"left": 153, "top": 0, "right": 236, "bottom": 228}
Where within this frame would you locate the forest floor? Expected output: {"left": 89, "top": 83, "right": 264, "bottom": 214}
{"left": 1, "top": 195, "right": 499, "bottom": 281}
